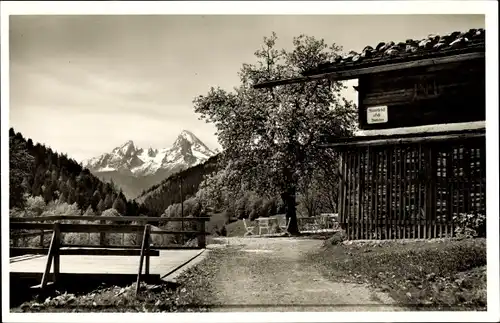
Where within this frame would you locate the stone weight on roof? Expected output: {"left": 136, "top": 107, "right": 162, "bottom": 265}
{"left": 302, "top": 28, "right": 485, "bottom": 76}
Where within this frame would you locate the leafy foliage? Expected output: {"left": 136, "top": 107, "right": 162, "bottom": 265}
{"left": 193, "top": 33, "right": 357, "bottom": 233}
{"left": 101, "top": 208, "right": 122, "bottom": 218}
{"left": 25, "top": 196, "right": 47, "bottom": 217}
{"left": 195, "top": 168, "right": 284, "bottom": 221}
{"left": 453, "top": 213, "right": 486, "bottom": 238}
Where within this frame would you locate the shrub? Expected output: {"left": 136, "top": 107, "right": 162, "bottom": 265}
{"left": 64, "top": 232, "right": 91, "bottom": 245}
{"left": 453, "top": 213, "right": 486, "bottom": 238}
{"left": 41, "top": 200, "right": 80, "bottom": 218}
{"left": 12, "top": 198, "right": 85, "bottom": 247}
{"left": 101, "top": 208, "right": 121, "bottom": 222}
{"left": 214, "top": 225, "right": 227, "bottom": 237}
{"left": 163, "top": 204, "right": 181, "bottom": 218}
{"left": 324, "top": 229, "right": 347, "bottom": 246}
{"left": 25, "top": 196, "right": 46, "bottom": 216}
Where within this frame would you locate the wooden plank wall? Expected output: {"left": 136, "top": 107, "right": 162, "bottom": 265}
{"left": 338, "top": 136, "right": 486, "bottom": 240}
{"left": 357, "top": 59, "right": 485, "bottom": 130}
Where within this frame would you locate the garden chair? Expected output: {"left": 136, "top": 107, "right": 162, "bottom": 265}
{"left": 257, "top": 218, "right": 273, "bottom": 236}
{"left": 279, "top": 217, "right": 291, "bottom": 235}
{"left": 243, "top": 219, "right": 255, "bottom": 237}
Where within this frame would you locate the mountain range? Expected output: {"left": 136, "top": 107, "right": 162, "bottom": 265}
{"left": 84, "top": 130, "right": 217, "bottom": 199}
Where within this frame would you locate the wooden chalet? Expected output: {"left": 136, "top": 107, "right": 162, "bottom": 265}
{"left": 254, "top": 28, "right": 486, "bottom": 240}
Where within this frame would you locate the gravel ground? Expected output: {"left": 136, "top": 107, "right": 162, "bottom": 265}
{"left": 12, "top": 237, "right": 483, "bottom": 313}
{"left": 197, "top": 237, "right": 404, "bottom": 312}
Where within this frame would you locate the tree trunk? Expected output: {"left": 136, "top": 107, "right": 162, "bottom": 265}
{"left": 282, "top": 186, "right": 300, "bottom": 235}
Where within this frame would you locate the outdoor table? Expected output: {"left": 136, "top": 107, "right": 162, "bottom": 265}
{"left": 320, "top": 214, "right": 338, "bottom": 229}
{"left": 255, "top": 217, "right": 279, "bottom": 235}
{"left": 297, "top": 217, "right": 321, "bottom": 231}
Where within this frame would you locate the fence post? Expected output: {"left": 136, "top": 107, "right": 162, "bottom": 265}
{"left": 53, "top": 222, "right": 61, "bottom": 284}
{"left": 197, "top": 219, "right": 206, "bottom": 248}
{"left": 180, "top": 179, "right": 184, "bottom": 245}
{"left": 337, "top": 152, "right": 345, "bottom": 227}
{"left": 39, "top": 220, "right": 45, "bottom": 248}
{"left": 13, "top": 233, "right": 18, "bottom": 248}
{"left": 40, "top": 222, "right": 60, "bottom": 288}
{"left": 39, "top": 230, "right": 44, "bottom": 248}
{"left": 145, "top": 228, "right": 151, "bottom": 276}
{"left": 100, "top": 219, "right": 106, "bottom": 246}
{"left": 136, "top": 224, "right": 151, "bottom": 297}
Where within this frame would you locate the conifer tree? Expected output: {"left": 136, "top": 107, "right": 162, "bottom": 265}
{"left": 104, "top": 194, "right": 113, "bottom": 209}
{"left": 96, "top": 199, "right": 106, "bottom": 215}
{"left": 9, "top": 135, "right": 34, "bottom": 208}
{"left": 112, "top": 195, "right": 127, "bottom": 215}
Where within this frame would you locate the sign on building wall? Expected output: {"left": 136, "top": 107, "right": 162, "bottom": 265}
{"left": 367, "top": 106, "right": 388, "bottom": 124}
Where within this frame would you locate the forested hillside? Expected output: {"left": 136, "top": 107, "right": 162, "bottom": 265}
{"left": 135, "top": 152, "right": 288, "bottom": 235}
{"left": 136, "top": 154, "right": 219, "bottom": 215}
{"left": 8, "top": 128, "right": 150, "bottom": 217}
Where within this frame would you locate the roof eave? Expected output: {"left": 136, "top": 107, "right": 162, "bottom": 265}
{"left": 253, "top": 51, "right": 484, "bottom": 89}
{"left": 319, "top": 128, "right": 485, "bottom": 149}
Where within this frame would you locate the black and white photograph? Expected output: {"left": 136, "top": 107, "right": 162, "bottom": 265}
{"left": 1, "top": 1, "right": 498, "bottom": 322}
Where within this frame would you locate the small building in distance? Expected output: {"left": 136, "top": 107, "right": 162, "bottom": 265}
{"left": 254, "top": 28, "right": 486, "bottom": 240}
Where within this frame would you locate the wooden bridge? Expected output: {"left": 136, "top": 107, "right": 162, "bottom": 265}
{"left": 9, "top": 215, "right": 209, "bottom": 296}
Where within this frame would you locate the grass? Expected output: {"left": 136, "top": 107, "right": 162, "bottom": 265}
{"left": 309, "top": 236, "right": 487, "bottom": 311}
{"left": 206, "top": 212, "right": 229, "bottom": 235}
{"left": 224, "top": 219, "right": 249, "bottom": 237}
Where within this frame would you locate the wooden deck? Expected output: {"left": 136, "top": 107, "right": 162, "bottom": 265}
{"left": 10, "top": 248, "right": 204, "bottom": 281}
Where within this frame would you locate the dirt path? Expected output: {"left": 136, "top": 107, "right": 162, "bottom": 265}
{"left": 206, "top": 237, "right": 404, "bottom": 312}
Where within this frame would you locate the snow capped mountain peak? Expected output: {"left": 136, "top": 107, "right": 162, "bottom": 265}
{"left": 174, "top": 130, "right": 198, "bottom": 145}
{"left": 112, "top": 140, "right": 137, "bottom": 156}
{"left": 173, "top": 130, "right": 213, "bottom": 156}
{"left": 180, "top": 129, "right": 195, "bottom": 138}
{"left": 84, "top": 130, "right": 216, "bottom": 177}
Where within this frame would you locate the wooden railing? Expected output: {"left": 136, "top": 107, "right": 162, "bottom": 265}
{"left": 10, "top": 215, "right": 210, "bottom": 250}
{"left": 9, "top": 216, "right": 210, "bottom": 295}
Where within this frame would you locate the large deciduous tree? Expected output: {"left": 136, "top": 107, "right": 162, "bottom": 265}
{"left": 193, "top": 33, "right": 356, "bottom": 234}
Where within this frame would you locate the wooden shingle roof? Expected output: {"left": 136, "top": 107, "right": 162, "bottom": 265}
{"left": 254, "top": 28, "right": 485, "bottom": 89}
{"left": 304, "top": 28, "right": 485, "bottom": 75}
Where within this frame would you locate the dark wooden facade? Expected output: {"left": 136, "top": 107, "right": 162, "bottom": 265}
{"left": 336, "top": 134, "right": 485, "bottom": 240}
{"left": 357, "top": 58, "right": 485, "bottom": 130}
{"left": 338, "top": 55, "right": 486, "bottom": 239}
{"left": 339, "top": 54, "right": 486, "bottom": 239}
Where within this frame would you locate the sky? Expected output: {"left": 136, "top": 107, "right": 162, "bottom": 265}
{"left": 9, "top": 14, "right": 485, "bottom": 162}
